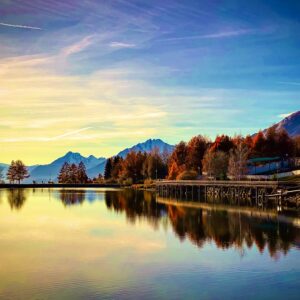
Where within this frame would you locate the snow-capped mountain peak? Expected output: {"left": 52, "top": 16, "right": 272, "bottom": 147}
{"left": 116, "top": 138, "right": 174, "bottom": 158}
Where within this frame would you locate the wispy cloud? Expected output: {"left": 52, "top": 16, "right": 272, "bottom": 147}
{"left": 1, "top": 127, "right": 92, "bottom": 142}
{"left": 160, "top": 29, "right": 253, "bottom": 42}
{"left": 61, "top": 35, "right": 95, "bottom": 57}
{"left": 278, "top": 81, "right": 300, "bottom": 86}
{"left": 109, "top": 42, "right": 136, "bottom": 49}
{"left": 0, "top": 22, "right": 42, "bottom": 30}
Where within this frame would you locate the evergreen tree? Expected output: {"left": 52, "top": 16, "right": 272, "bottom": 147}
{"left": 277, "top": 129, "right": 294, "bottom": 157}
{"left": 265, "top": 127, "right": 277, "bottom": 156}
{"left": 77, "top": 162, "right": 88, "bottom": 183}
{"left": 7, "top": 160, "right": 16, "bottom": 183}
{"left": 104, "top": 158, "right": 113, "bottom": 180}
{"left": 111, "top": 156, "right": 123, "bottom": 180}
{"left": 69, "top": 163, "right": 78, "bottom": 183}
{"left": 58, "top": 162, "right": 70, "bottom": 183}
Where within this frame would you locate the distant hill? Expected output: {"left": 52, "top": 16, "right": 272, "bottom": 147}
{"left": 86, "top": 160, "right": 107, "bottom": 179}
{"left": 117, "top": 138, "right": 174, "bottom": 158}
{"left": 0, "top": 163, "right": 9, "bottom": 178}
{"left": 29, "top": 152, "right": 105, "bottom": 183}
{"left": 264, "top": 111, "right": 300, "bottom": 137}
{"left": 86, "top": 139, "right": 174, "bottom": 179}
{"left": 1, "top": 138, "right": 174, "bottom": 183}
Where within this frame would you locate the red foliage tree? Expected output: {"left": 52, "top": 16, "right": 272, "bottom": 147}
{"left": 210, "top": 135, "right": 234, "bottom": 153}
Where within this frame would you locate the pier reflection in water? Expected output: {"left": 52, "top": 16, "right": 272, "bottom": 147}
{"left": 0, "top": 188, "right": 299, "bottom": 299}
{"left": 104, "top": 189, "right": 300, "bottom": 258}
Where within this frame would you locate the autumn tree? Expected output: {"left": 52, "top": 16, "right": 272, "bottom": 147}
{"left": 58, "top": 162, "right": 70, "bottom": 183}
{"left": 142, "top": 150, "right": 168, "bottom": 179}
{"left": 111, "top": 156, "right": 123, "bottom": 180}
{"left": 121, "top": 151, "right": 147, "bottom": 183}
{"left": 69, "top": 164, "right": 78, "bottom": 183}
{"left": 228, "top": 142, "right": 249, "bottom": 180}
{"left": 6, "top": 160, "right": 29, "bottom": 184}
{"left": 171, "top": 141, "right": 188, "bottom": 166}
{"left": 251, "top": 131, "right": 266, "bottom": 157}
{"left": 58, "top": 162, "right": 88, "bottom": 184}
{"left": 244, "top": 135, "right": 253, "bottom": 150}
{"left": 77, "top": 162, "right": 88, "bottom": 183}
{"left": 6, "top": 161, "right": 16, "bottom": 183}
{"left": 264, "top": 127, "right": 277, "bottom": 156}
{"left": 276, "top": 129, "right": 294, "bottom": 157}
{"left": 167, "top": 161, "right": 180, "bottom": 180}
{"left": 294, "top": 135, "right": 300, "bottom": 156}
{"left": 167, "top": 141, "right": 188, "bottom": 179}
{"left": 186, "top": 135, "right": 209, "bottom": 174}
{"left": 210, "top": 135, "right": 234, "bottom": 153}
{"left": 202, "top": 151, "right": 229, "bottom": 180}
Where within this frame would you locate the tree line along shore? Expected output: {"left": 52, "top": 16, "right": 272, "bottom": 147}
{"left": 1, "top": 128, "right": 300, "bottom": 185}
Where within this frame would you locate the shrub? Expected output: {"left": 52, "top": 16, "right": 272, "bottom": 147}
{"left": 176, "top": 170, "right": 198, "bottom": 180}
{"left": 144, "top": 178, "right": 154, "bottom": 185}
{"left": 122, "top": 178, "right": 133, "bottom": 186}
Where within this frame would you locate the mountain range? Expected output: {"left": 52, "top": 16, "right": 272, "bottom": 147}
{"left": 0, "top": 139, "right": 174, "bottom": 183}
{"left": 264, "top": 111, "right": 300, "bottom": 137}
{"left": 1, "top": 111, "right": 299, "bottom": 183}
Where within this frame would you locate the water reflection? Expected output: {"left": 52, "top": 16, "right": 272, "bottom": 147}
{"left": 104, "top": 190, "right": 300, "bottom": 258}
{"left": 57, "top": 189, "right": 86, "bottom": 206}
{"left": 1, "top": 188, "right": 299, "bottom": 258}
{"left": 6, "top": 189, "right": 28, "bottom": 210}
{"left": 1, "top": 188, "right": 299, "bottom": 299}
{"left": 105, "top": 189, "right": 164, "bottom": 229}
{"left": 53, "top": 189, "right": 108, "bottom": 206}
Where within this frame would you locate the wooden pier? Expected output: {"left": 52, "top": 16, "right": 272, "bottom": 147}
{"left": 155, "top": 180, "right": 300, "bottom": 209}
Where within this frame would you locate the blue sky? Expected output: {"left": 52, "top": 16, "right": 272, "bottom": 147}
{"left": 0, "top": 0, "right": 299, "bottom": 163}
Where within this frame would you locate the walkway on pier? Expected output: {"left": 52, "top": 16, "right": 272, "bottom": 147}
{"left": 155, "top": 180, "right": 281, "bottom": 188}
{"left": 155, "top": 180, "right": 300, "bottom": 210}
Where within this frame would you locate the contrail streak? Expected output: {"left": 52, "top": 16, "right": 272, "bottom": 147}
{"left": 0, "top": 22, "right": 42, "bottom": 30}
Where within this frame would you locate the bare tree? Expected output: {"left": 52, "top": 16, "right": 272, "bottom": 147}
{"left": 228, "top": 143, "right": 249, "bottom": 180}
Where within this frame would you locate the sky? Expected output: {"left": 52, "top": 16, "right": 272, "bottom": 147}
{"left": 0, "top": 0, "right": 299, "bottom": 164}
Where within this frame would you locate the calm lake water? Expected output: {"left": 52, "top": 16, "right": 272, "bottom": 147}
{"left": 0, "top": 188, "right": 299, "bottom": 300}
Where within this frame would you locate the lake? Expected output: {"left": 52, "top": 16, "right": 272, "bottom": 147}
{"left": 0, "top": 188, "right": 299, "bottom": 299}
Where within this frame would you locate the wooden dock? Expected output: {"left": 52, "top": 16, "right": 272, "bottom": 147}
{"left": 155, "top": 180, "right": 300, "bottom": 209}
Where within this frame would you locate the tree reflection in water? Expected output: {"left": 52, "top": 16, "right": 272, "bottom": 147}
{"left": 3, "top": 188, "right": 298, "bottom": 258}
{"left": 58, "top": 189, "right": 86, "bottom": 206}
{"left": 104, "top": 190, "right": 300, "bottom": 258}
{"left": 7, "top": 188, "right": 28, "bottom": 210}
